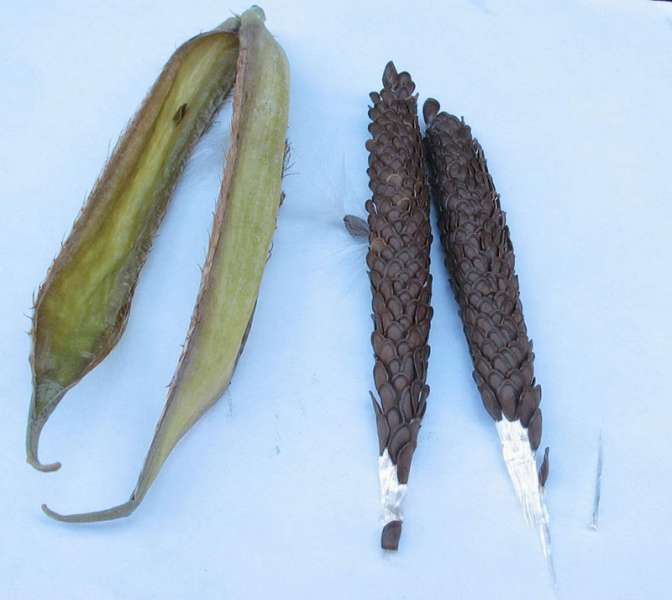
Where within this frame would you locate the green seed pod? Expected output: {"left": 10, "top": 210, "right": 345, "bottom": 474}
{"left": 42, "top": 6, "right": 289, "bottom": 522}
{"left": 28, "top": 17, "right": 241, "bottom": 472}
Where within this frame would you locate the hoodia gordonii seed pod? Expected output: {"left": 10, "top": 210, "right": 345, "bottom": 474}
{"left": 423, "top": 98, "right": 552, "bottom": 572}
{"left": 366, "top": 62, "right": 432, "bottom": 551}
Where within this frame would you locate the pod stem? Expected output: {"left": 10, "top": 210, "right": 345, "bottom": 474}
{"left": 496, "top": 419, "right": 555, "bottom": 585}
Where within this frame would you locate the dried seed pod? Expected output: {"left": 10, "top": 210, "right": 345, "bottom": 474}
{"left": 27, "top": 16, "right": 241, "bottom": 472}
{"left": 423, "top": 99, "right": 552, "bottom": 571}
{"left": 367, "top": 62, "right": 432, "bottom": 550}
{"left": 41, "top": 6, "right": 289, "bottom": 521}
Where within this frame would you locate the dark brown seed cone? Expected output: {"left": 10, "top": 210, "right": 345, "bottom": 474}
{"left": 423, "top": 98, "right": 544, "bottom": 456}
{"left": 366, "top": 62, "right": 432, "bottom": 486}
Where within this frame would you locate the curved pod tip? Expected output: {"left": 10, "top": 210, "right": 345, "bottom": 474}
{"left": 26, "top": 419, "right": 61, "bottom": 472}
{"left": 28, "top": 457, "right": 61, "bottom": 473}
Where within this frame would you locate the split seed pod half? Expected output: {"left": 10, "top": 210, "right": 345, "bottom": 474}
{"left": 28, "top": 15, "right": 241, "bottom": 472}
{"left": 33, "top": 6, "right": 289, "bottom": 522}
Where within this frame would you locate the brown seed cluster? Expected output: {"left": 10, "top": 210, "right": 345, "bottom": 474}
{"left": 366, "top": 62, "right": 433, "bottom": 486}
{"left": 423, "top": 99, "right": 544, "bottom": 454}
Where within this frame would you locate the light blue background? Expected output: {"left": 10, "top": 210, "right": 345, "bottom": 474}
{"left": 1, "top": 1, "right": 671, "bottom": 598}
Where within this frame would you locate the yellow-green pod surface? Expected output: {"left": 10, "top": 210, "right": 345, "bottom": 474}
{"left": 28, "top": 19, "right": 241, "bottom": 472}
{"left": 43, "top": 6, "right": 290, "bottom": 522}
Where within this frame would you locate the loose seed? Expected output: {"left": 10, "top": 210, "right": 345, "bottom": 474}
{"left": 27, "top": 20, "right": 240, "bottom": 472}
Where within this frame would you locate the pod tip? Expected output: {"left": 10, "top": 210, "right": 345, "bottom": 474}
{"left": 248, "top": 5, "right": 266, "bottom": 21}
{"left": 27, "top": 430, "right": 61, "bottom": 471}
{"left": 28, "top": 457, "right": 61, "bottom": 472}
{"left": 41, "top": 504, "right": 62, "bottom": 520}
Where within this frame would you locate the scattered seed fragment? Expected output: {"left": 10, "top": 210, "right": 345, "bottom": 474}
{"left": 589, "top": 433, "right": 604, "bottom": 531}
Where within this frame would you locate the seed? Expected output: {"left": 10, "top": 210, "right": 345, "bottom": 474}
{"left": 27, "top": 18, "right": 240, "bottom": 473}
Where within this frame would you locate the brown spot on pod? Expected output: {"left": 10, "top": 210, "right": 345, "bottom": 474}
{"left": 172, "top": 103, "right": 188, "bottom": 124}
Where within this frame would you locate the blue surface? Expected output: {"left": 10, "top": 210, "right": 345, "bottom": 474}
{"left": 1, "top": 1, "right": 671, "bottom": 598}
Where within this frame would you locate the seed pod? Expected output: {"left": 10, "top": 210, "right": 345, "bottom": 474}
{"left": 27, "top": 17, "right": 241, "bottom": 472}
{"left": 366, "top": 62, "right": 432, "bottom": 550}
{"left": 40, "top": 6, "right": 289, "bottom": 521}
{"left": 423, "top": 99, "right": 552, "bottom": 571}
